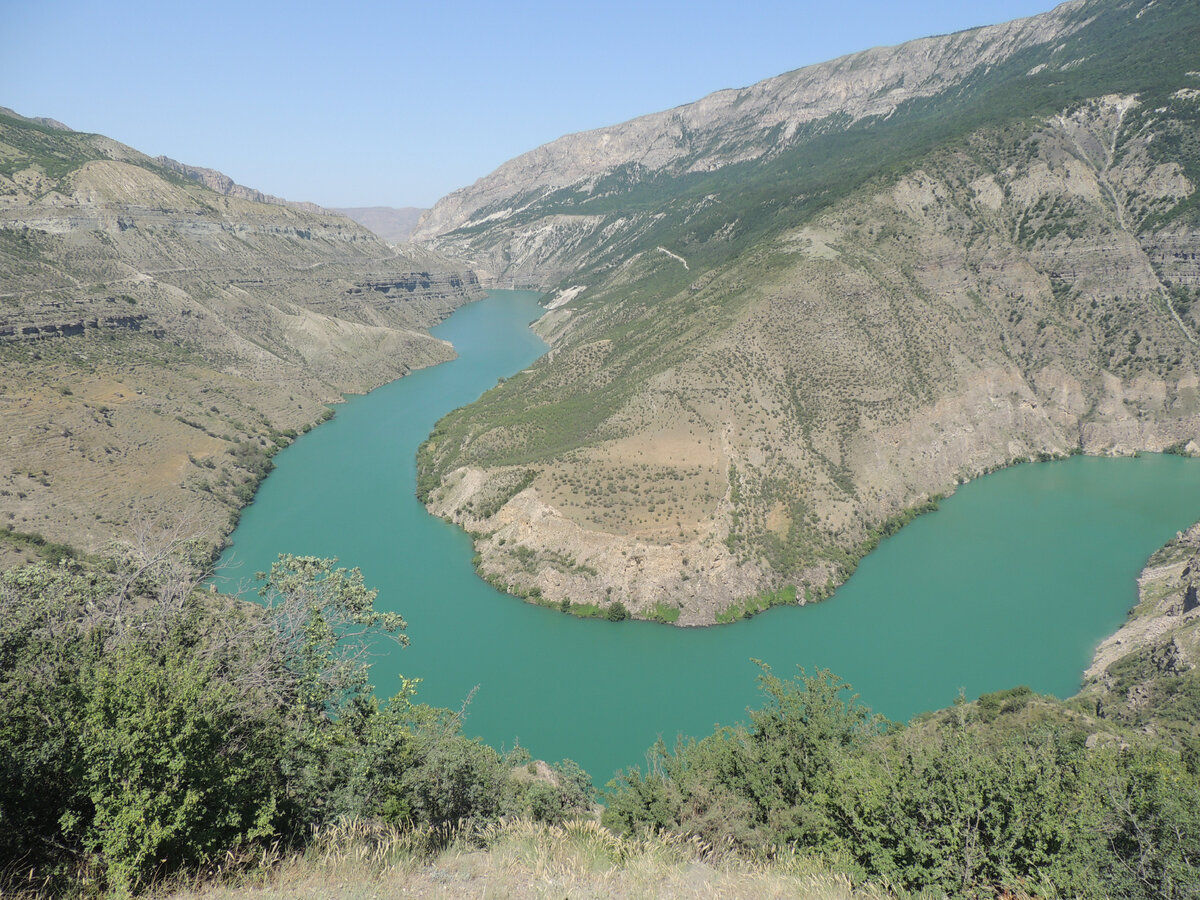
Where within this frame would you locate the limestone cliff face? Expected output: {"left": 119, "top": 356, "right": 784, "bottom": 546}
{"left": 0, "top": 108, "right": 483, "bottom": 559}
{"left": 415, "top": 0, "right": 1200, "bottom": 624}
{"left": 411, "top": 0, "right": 1091, "bottom": 281}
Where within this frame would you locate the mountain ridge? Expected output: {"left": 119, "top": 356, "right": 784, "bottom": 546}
{"left": 414, "top": 0, "right": 1200, "bottom": 624}
{"left": 411, "top": 0, "right": 1091, "bottom": 256}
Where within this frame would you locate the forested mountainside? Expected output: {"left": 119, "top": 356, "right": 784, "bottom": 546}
{"left": 415, "top": 0, "right": 1200, "bottom": 624}
{"left": 0, "top": 109, "right": 483, "bottom": 561}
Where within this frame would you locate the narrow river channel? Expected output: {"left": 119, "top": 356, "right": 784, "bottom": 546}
{"left": 218, "top": 290, "right": 1200, "bottom": 783}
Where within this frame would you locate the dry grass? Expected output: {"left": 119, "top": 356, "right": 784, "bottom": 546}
{"left": 160, "top": 819, "right": 906, "bottom": 900}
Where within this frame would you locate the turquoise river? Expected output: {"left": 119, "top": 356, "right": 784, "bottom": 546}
{"left": 218, "top": 290, "right": 1200, "bottom": 783}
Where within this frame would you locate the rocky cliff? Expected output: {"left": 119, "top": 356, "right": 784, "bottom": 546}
{"left": 1079, "top": 520, "right": 1200, "bottom": 746}
{"left": 153, "top": 155, "right": 328, "bottom": 213}
{"left": 0, "top": 108, "right": 483, "bottom": 561}
{"left": 414, "top": 0, "right": 1200, "bottom": 624}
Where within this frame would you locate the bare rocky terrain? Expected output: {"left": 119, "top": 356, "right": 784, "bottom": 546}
{"left": 1079, "top": 519, "right": 1200, "bottom": 743}
{"left": 414, "top": 0, "right": 1200, "bottom": 624}
{"left": 0, "top": 108, "right": 483, "bottom": 564}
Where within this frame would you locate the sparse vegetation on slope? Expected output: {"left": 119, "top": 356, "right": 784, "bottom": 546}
{"left": 0, "top": 109, "right": 483, "bottom": 563}
{"left": 417, "top": 0, "right": 1200, "bottom": 623}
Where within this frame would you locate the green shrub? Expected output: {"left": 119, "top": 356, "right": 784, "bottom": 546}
{"left": 81, "top": 648, "right": 281, "bottom": 892}
{"left": 605, "top": 601, "right": 630, "bottom": 621}
{"left": 0, "top": 552, "right": 598, "bottom": 895}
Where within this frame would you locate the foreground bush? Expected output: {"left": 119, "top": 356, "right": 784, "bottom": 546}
{"left": 0, "top": 547, "right": 592, "bottom": 895}
{"left": 604, "top": 667, "right": 1200, "bottom": 898}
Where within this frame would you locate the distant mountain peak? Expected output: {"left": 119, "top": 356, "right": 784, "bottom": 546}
{"left": 153, "top": 155, "right": 328, "bottom": 213}
{"left": 0, "top": 106, "right": 73, "bottom": 131}
{"left": 331, "top": 206, "right": 427, "bottom": 243}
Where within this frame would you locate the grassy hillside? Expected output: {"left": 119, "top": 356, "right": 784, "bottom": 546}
{"left": 417, "top": 0, "right": 1200, "bottom": 623}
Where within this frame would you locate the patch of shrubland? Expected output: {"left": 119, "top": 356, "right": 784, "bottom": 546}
{"left": 0, "top": 537, "right": 592, "bottom": 897}
{"left": 603, "top": 666, "right": 1200, "bottom": 900}
{"left": 4, "top": 531, "right": 1199, "bottom": 898}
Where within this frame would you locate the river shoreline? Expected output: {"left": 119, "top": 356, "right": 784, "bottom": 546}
{"left": 218, "top": 291, "right": 1200, "bottom": 780}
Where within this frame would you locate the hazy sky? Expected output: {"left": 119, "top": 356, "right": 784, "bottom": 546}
{"left": 3, "top": 0, "right": 1062, "bottom": 208}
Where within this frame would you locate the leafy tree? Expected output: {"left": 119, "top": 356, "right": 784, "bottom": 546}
{"left": 247, "top": 555, "right": 410, "bottom": 826}
{"left": 0, "top": 563, "right": 107, "bottom": 884}
{"left": 827, "top": 708, "right": 1086, "bottom": 895}
{"left": 605, "top": 600, "right": 629, "bottom": 621}
{"left": 255, "top": 554, "right": 407, "bottom": 725}
{"left": 739, "top": 664, "right": 889, "bottom": 845}
{"left": 1079, "top": 742, "right": 1200, "bottom": 900}
{"left": 604, "top": 665, "right": 888, "bottom": 847}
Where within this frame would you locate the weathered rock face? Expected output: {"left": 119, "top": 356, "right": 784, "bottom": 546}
{"left": 153, "top": 155, "right": 328, "bottom": 213}
{"left": 0, "top": 108, "right": 483, "bottom": 560}
{"left": 0, "top": 311, "right": 156, "bottom": 341}
{"left": 414, "top": 0, "right": 1200, "bottom": 624}
{"left": 1079, "top": 522, "right": 1200, "bottom": 739}
{"left": 412, "top": 1, "right": 1089, "bottom": 248}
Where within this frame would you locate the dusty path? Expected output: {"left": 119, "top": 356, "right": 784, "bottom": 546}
{"left": 656, "top": 246, "right": 689, "bottom": 270}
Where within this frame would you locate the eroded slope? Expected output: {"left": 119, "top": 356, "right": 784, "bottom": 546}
{"left": 416, "top": 0, "right": 1200, "bottom": 624}
{"left": 0, "top": 109, "right": 483, "bottom": 562}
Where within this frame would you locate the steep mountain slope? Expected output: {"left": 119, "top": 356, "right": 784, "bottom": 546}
{"left": 0, "top": 109, "right": 483, "bottom": 562}
{"left": 412, "top": 0, "right": 1178, "bottom": 287}
{"left": 415, "top": 0, "right": 1200, "bottom": 625}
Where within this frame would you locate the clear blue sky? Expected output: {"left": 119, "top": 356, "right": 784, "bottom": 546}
{"left": 2, "top": 0, "right": 1062, "bottom": 208}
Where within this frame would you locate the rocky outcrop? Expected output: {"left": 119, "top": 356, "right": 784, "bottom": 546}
{"left": 1079, "top": 523, "right": 1200, "bottom": 740}
{"left": 0, "top": 309, "right": 157, "bottom": 341}
{"left": 1086, "top": 523, "right": 1200, "bottom": 684}
{"left": 154, "top": 155, "right": 328, "bottom": 213}
{"left": 344, "top": 272, "right": 481, "bottom": 301}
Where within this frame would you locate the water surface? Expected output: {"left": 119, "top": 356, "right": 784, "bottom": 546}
{"left": 219, "top": 291, "right": 1200, "bottom": 782}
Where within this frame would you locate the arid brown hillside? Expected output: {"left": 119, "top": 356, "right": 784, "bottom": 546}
{"left": 0, "top": 109, "right": 483, "bottom": 563}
